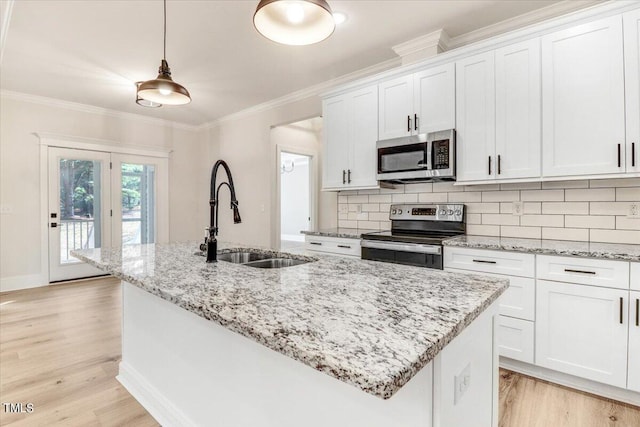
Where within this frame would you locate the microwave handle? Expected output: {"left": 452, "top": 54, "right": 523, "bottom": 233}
{"left": 426, "top": 140, "right": 432, "bottom": 171}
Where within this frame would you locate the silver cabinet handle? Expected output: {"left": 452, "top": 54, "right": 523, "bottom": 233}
{"left": 342, "top": 170, "right": 346, "bottom": 184}
{"left": 564, "top": 268, "right": 596, "bottom": 275}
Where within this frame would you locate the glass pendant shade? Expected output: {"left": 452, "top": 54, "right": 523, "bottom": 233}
{"left": 137, "top": 60, "right": 191, "bottom": 105}
{"left": 253, "top": 0, "right": 335, "bottom": 46}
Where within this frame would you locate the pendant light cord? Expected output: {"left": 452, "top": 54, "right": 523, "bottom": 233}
{"left": 163, "top": 0, "right": 167, "bottom": 60}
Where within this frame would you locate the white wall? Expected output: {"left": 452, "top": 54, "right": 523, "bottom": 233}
{"left": 206, "top": 96, "right": 337, "bottom": 248}
{"left": 280, "top": 153, "right": 310, "bottom": 239}
{"left": 0, "top": 94, "right": 207, "bottom": 291}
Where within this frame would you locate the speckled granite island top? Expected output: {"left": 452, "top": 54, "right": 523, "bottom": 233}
{"left": 72, "top": 242, "right": 508, "bottom": 400}
{"left": 301, "top": 228, "right": 375, "bottom": 239}
{"left": 444, "top": 235, "right": 640, "bottom": 262}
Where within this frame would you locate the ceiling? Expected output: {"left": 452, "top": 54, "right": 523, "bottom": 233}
{"left": 0, "top": 0, "right": 598, "bottom": 127}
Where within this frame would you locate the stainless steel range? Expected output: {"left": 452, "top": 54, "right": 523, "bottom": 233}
{"left": 361, "top": 204, "right": 465, "bottom": 269}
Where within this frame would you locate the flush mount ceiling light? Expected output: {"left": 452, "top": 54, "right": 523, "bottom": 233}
{"left": 253, "top": 0, "right": 336, "bottom": 46}
{"left": 137, "top": 0, "right": 191, "bottom": 106}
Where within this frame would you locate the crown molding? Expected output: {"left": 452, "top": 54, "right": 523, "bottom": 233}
{"left": 202, "top": 57, "right": 401, "bottom": 130}
{"left": 0, "top": 0, "right": 15, "bottom": 65}
{"left": 1, "top": 90, "right": 200, "bottom": 132}
{"left": 392, "top": 29, "right": 451, "bottom": 58}
{"left": 447, "top": 0, "right": 602, "bottom": 49}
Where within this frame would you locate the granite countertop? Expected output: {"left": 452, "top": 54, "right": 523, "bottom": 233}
{"left": 301, "top": 228, "right": 376, "bottom": 239}
{"left": 72, "top": 242, "right": 507, "bottom": 400}
{"left": 444, "top": 235, "right": 640, "bottom": 262}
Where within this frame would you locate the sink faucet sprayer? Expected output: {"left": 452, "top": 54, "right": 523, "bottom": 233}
{"left": 200, "top": 160, "right": 241, "bottom": 262}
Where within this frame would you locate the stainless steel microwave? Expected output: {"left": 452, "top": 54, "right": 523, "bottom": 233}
{"left": 376, "top": 129, "right": 456, "bottom": 183}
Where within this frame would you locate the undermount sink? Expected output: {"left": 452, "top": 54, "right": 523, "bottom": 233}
{"left": 217, "top": 251, "right": 272, "bottom": 264}
{"left": 242, "top": 258, "right": 309, "bottom": 269}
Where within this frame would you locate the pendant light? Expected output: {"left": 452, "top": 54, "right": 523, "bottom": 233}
{"left": 135, "top": 82, "right": 162, "bottom": 108}
{"left": 253, "top": 0, "right": 335, "bottom": 46}
{"left": 137, "top": 0, "right": 191, "bottom": 106}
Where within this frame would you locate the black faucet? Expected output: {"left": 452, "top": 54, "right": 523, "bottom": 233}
{"left": 201, "top": 160, "right": 241, "bottom": 262}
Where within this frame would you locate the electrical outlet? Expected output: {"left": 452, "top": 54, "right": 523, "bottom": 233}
{"left": 512, "top": 201, "right": 523, "bottom": 216}
{"left": 630, "top": 203, "right": 640, "bottom": 219}
{"left": 454, "top": 363, "right": 471, "bottom": 405}
{"left": 339, "top": 205, "right": 348, "bottom": 214}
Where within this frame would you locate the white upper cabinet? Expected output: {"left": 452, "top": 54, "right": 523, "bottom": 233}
{"left": 624, "top": 9, "right": 640, "bottom": 173}
{"left": 495, "top": 39, "right": 542, "bottom": 179}
{"left": 322, "top": 96, "right": 350, "bottom": 189}
{"left": 322, "top": 85, "right": 379, "bottom": 191}
{"left": 541, "top": 15, "right": 626, "bottom": 177}
{"left": 378, "top": 64, "right": 456, "bottom": 141}
{"left": 378, "top": 76, "right": 414, "bottom": 140}
{"left": 456, "top": 51, "right": 496, "bottom": 182}
{"left": 413, "top": 63, "right": 456, "bottom": 134}
{"left": 349, "top": 86, "right": 379, "bottom": 188}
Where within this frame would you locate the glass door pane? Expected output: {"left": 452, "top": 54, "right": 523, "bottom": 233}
{"left": 121, "top": 163, "right": 155, "bottom": 245}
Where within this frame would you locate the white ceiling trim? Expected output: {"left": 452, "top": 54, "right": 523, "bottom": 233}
{"left": 392, "top": 29, "right": 451, "bottom": 58}
{"left": 0, "top": 0, "right": 15, "bottom": 65}
{"left": 203, "top": 57, "right": 401, "bottom": 130}
{"left": 1, "top": 90, "right": 199, "bottom": 132}
{"left": 446, "top": 0, "right": 602, "bottom": 49}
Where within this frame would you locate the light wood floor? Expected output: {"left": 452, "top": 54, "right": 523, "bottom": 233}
{"left": 1, "top": 278, "right": 639, "bottom": 426}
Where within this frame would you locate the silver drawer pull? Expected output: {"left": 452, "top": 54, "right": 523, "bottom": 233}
{"left": 337, "top": 245, "right": 351, "bottom": 249}
{"left": 309, "top": 242, "right": 322, "bottom": 246}
{"left": 564, "top": 268, "right": 596, "bottom": 275}
{"left": 473, "top": 259, "right": 496, "bottom": 264}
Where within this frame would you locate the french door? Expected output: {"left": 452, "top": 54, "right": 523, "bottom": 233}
{"left": 48, "top": 148, "right": 112, "bottom": 282}
{"left": 48, "top": 148, "right": 168, "bottom": 282}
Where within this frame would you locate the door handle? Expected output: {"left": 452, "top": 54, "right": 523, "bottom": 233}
{"left": 348, "top": 169, "right": 351, "bottom": 183}
{"left": 618, "top": 144, "right": 622, "bottom": 167}
{"left": 636, "top": 298, "right": 639, "bottom": 327}
{"left": 407, "top": 115, "right": 412, "bottom": 133}
{"left": 414, "top": 114, "right": 418, "bottom": 131}
{"left": 633, "top": 142, "right": 636, "bottom": 167}
{"left": 309, "top": 242, "right": 322, "bottom": 246}
{"left": 620, "top": 297, "right": 624, "bottom": 324}
{"left": 564, "top": 268, "right": 596, "bottom": 275}
{"left": 488, "top": 156, "right": 492, "bottom": 175}
{"left": 342, "top": 170, "right": 346, "bottom": 184}
{"left": 50, "top": 222, "right": 58, "bottom": 228}
{"left": 337, "top": 245, "right": 352, "bottom": 249}
{"left": 473, "top": 259, "right": 496, "bottom": 264}
{"left": 497, "top": 155, "right": 502, "bottom": 175}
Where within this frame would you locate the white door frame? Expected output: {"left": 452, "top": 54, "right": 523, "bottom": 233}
{"left": 37, "top": 133, "right": 170, "bottom": 284}
{"left": 273, "top": 144, "right": 318, "bottom": 250}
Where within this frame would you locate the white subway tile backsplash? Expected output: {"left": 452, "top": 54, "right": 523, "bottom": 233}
{"left": 369, "top": 194, "right": 392, "bottom": 203}
{"left": 589, "top": 202, "right": 631, "bottom": 216}
{"left": 565, "top": 188, "right": 615, "bottom": 202}
{"left": 565, "top": 215, "right": 615, "bottom": 229}
{"left": 337, "top": 180, "right": 639, "bottom": 243}
{"left": 590, "top": 229, "right": 640, "bottom": 244}
{"left": 541, "top": 227, "right": 589, "bottom": 241}
{"left": 616, "top": 217, "right": 640, "bottom": 231}
{"left": 521, "top": 189, "right": 564, "bottom": 201}
{"left": 391, "top": 193, "right": 419, "bottom": 203}
{"left": 501, "top": 226, "right": 542, "bottom": 239}
{"left": 418, "top": 193, "right": 448, "bottom": 203}
{"left": 616, "top": 187, "right": 640, "bottom": 201}
{"left": 520, "top": 215, "right": 564, "bottom": 227}
{"left": 448, "top": 192, "right": 482, "bottom": 203}
{"left": 541, "top": 202, "right": 589, "bottom": 215}
{"left": 482, "top": 191, "right": 520, "bottom": 202}
{"left": 542, "top": 180, "right": 589, "bottom": 189}
{"left": 482, "top": 214, "right": 520, "bottom": 226}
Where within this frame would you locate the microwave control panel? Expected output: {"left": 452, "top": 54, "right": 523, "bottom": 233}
{"left": 432, "top": 140, "right": 450, "bottom": 169}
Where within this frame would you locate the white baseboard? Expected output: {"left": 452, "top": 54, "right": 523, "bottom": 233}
{"left": 500, "top": 357, "right": 640, "bottom": 406}
{"left": 0, "top": 274, "right": 46, "bottom": 293}
{"left": 117, "top": 362, "right": 196, "bottom": 427}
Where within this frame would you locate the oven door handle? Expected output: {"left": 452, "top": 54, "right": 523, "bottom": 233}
{"left": 361, "top": 240, "right": 441, "bottom": 255}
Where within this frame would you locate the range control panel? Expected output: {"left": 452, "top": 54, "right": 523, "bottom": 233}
{"left": 389, "top": 204, "right": 465, "bottom": 222}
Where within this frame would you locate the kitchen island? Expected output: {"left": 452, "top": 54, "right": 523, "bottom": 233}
{"left": 73, "top": 242, "right": 508, "bottom": 427}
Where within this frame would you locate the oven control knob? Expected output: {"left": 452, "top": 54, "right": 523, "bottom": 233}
{"left": 439, "top": 209, "right": 447, "bottom": 215}
{"left": 455, "top": 210, "right": 462, "bottom": 216}
{"left": 398, "top": 209, "right": 403, "bottom": 215}
{"left": 392, "top": 209, "right": 397, "bottom": 215}
{"left": 448, "top": 209, "right": 454, "bottom": 215}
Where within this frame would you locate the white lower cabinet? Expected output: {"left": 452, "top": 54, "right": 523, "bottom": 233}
{"left": 536, "top": 279, "right": 629, "bottom": 388}
{"left": 304, "top": 235, "right": 361, "bottom": 258}
{"left": 629, "top": 291, "right": 640, "bottom": 392}
{"left": 498, "top": 316, "right": 534, "bottom": 364}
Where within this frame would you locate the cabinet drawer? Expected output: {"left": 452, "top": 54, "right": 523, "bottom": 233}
{"left": 447, "top": 268, "right": 535, "bottom": 321}
{"left": 444, "top": 247, "right": 535, "bottom": 278}
{"left": 537, "top": 255, "right": 630, "bottom": 289}
{"left": 498, "top": 316, "right": 534, "bottom": 364}
{"left": 631, "top": 263, "right": 640, "bottom": 292}
{"left": 304, "top": 235, "right": 361, "bottom": 257}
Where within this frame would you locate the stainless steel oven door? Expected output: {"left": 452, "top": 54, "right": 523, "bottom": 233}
{"left": 361, "top": 240, "right": 443, "bottom": 269}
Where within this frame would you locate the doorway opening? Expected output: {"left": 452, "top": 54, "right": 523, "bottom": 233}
{"left": 280, "top": 152, "right": 312, "bottom": 249}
